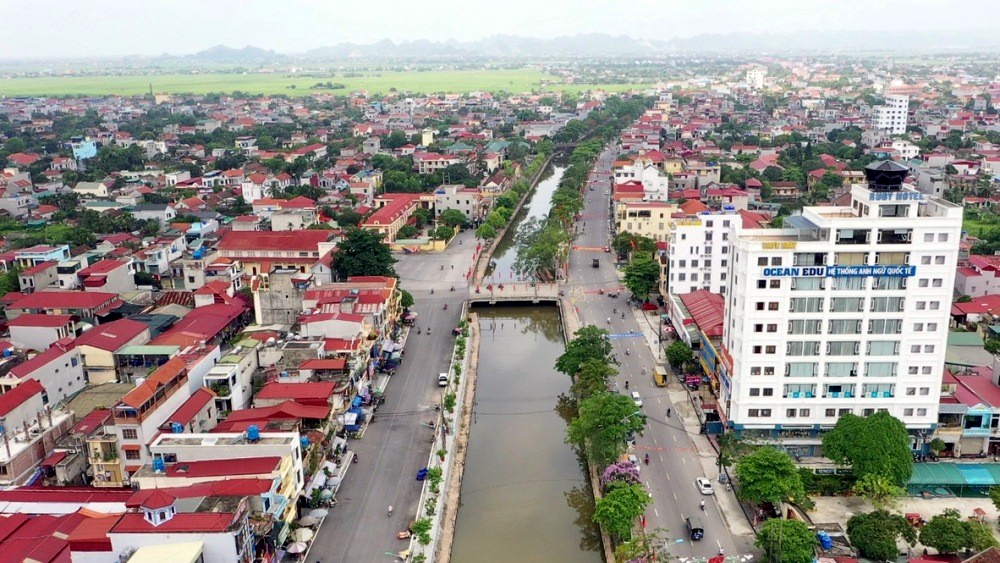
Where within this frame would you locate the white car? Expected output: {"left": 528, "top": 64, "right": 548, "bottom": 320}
{"left": 631, "top": 391, "right": 643, "bottom": 407}
{"left": 628, "top": 453, "right": 641, "bottom": 472}
{"left": 696, "top": 477, "right": 714, "bottom": 495}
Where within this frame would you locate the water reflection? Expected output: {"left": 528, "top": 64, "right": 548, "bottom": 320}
{"left": 450, "top": 306, "right": 602, "bottom": 563}
{"left": 487, "top": 164, "right": 566, "bottom": 280}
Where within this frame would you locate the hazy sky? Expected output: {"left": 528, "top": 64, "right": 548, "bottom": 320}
{"left": 0, "top": 0, "right": 996, "bottom": 59}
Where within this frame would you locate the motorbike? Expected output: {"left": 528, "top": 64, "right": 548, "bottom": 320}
{"left": 443, "top": 304, "right": 448, "bottom": 310}
{"left": 417, "top": 328, "right": 422, "bottom": 334}
{"left": 353, "top": 453, "right": 359, "bottom": 463}
{"left": 450, "top": 286, "right": 454, "bottom": 291}
{"left": 644, "top": 454, "right": 650, "bottom": 465}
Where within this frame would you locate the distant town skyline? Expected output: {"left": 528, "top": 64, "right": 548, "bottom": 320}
{"left": 1, "top": 0, "right": 998, "bottom": 60}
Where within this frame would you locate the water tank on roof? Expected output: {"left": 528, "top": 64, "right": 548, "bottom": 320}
{"left": 152, "top": 457, "right": 165, "bottom": 473}
{"left": 134, "top": 377, "right": 146, "bottom": 387}
{"left": 722, "top": 204, "right": 736, "bottom": 212}
{"left": 2, "top": 349, "right": 9, "bottom": 358}
{"left": 193, "top": 248, "right": 205, "bottom": 259}
{"left": 170, "top": 422, "right": 183, "bottom": 434}
{"left": 300, "top": 436, "right": 310, "bottom": 449}
{"left": 817, "top": 531, "right": 832, "bottom": 550}
{"left": 246, "top": 425, "right": 260, "bottom": 442}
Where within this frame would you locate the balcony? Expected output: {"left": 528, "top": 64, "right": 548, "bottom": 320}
{"left": 964, "top": 427, "right": 991, "bottom": 437}
{"left": 877, "top": 229, "right": 912, "bottom": 245}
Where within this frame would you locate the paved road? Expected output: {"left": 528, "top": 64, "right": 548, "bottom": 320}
{"left": 565, "top": 145, "right": 751, "bottom": 557}
{"left": 310, "top": 230, "right": 476, "bottom": 562}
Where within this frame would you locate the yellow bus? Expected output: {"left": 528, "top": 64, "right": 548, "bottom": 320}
{"left": 653, "top": 365, "right": 668, "bottom": 387}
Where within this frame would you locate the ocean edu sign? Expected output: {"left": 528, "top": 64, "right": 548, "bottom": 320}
{"left": 762, "top": 265, "right": 916, "bottom": 278}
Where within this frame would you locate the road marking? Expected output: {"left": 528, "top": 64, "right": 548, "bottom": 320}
{"left": 665, "top": 472, "right": 670, "bottom": 481}
{"left": 672, "top": 492, "right": 678, "bottom": 501}
{"left": 673, "top": 434, "right": 678, "bottom": 442}
{"left": 682, "top": 457, "right": 687, "bottom": 464}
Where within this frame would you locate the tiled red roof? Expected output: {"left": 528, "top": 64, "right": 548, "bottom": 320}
{"left": 138, "top": 490, "right": 176, "bottom": 510}
{"left": 72, "top": 319, "right": 147, "bottom": 351}
{"left": 256, "top": 382, "right": 334, "bottom": 404}
{"left": 167, "top": 387, "right": 216, "bottom": 427}
{"left": 224, "top": 401, "right": 330, "bottom": 422}
{"left": 300, "top": 358, "right": 346, "bottom": 370}
{"left": 160, "top": 457, "right": 281, "bottom": 479}
{"left": 8, "top": 291, "right": 119, "bottom": 312}
{"left": 217, "top": 230, "right": 332, "bottom": 252}
{"left": 0, "top": 485, "right": 133, "bottom": 504}
{"left": 9, "top": 344, "right": 75, "bottom": 379}
{"left": 7, "top": 314, "right": 74, "bottom": 328}
{"left": 110, "top": 512, "right": 236, "bottom": 533}
{"left": 363, "top": 193, "right": 421, "bottom": 227}
{"left": 679, "top": 290, "right": 725, "bottom": 337}
{"left": 73, "top": 409, "right": 112, "bottom": 435}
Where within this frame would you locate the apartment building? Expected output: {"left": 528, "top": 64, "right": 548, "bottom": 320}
{"left": 873, "top": 95, "right": 910, "bottom": 135}
{"left": 666, "top": 210, "right": 740, "bottom": 295}
{"left": 720, "top": 162, "right": 962, "bottom": 454}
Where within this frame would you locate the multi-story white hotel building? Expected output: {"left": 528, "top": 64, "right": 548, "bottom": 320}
{"left": 667, "top": 208, "right": 740, "bottom": 295}
{"left": 719, "top": 162, "right": 962, "bottom": 453}
{"left": 872, "top": 94, "right": 910, "bottom": 136}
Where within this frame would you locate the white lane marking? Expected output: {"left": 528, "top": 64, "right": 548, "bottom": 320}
{"left": 682, "top": 457, "right": 686, "bottom": 464}
{"left": 672, "top": 491, "right": 678, "bottom": 501}
{"left": 673, "top": 434, "right": 678, "bottom": 442}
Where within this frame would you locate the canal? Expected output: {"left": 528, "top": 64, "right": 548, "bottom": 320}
{"left": 450, "top": 161, "right": 603, "bottom": 563}
{"left": 486, "top": 164, "right": 566, "bottom": 281}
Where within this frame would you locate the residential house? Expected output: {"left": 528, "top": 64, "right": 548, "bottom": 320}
{"left": 7, "top": 314, "right": 76, "bottom": 351}
{"left": 131, "top": 203, "right": 178, "bottom": 225}
{"left": 77, "top": 259, "right": 137, "bottom": 294}
{"left": 17, "top": 261, "right": 58, "bottom": 293}
{"left": 217, "top": 230, "right": 337, "bottom": 277}
{"left": 1, "top": 341, "right": 84, "bottom": 406}
{"left": 434, "top": 184, "right": 485, "bottom": 223}
{"left": 73, "top": 319, "right": 151, "bottom": 385}
{"left": 4, "top": 290, "right": 121, "bottom": 325}
{"left": 0, "top": 380, "right": 75, "bottom": 485}
{"left": 72, "top": 181, "right": 112, "bottom": 199}
{"left": 362, "top": 193, "right": 426, "bottom": 244}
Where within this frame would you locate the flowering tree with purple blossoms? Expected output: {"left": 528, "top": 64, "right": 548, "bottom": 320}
{"left": 602, "top": 461, "right": 641, "bottom": 492}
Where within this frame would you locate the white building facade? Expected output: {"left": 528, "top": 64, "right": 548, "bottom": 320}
{"left": 667, "top": 210, "right": 740, "bottom": 296}
{"left": 873, "top": 95, "right": 910, "bottom": 135}
{"left": 720, "top": 162, "right": 962, "bottom": 454}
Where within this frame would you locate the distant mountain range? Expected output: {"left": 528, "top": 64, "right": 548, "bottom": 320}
{"left": 177, "top": 30, "right": 1000, "bottom": 62}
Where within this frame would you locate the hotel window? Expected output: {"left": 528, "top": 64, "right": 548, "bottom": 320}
{"left": 757, "top": 280, "right": 766, "bottom": 289}
{"left": 826, "top": 409, "right": 836, "bottom": 417}
{"left": 827, "top": 341, "right": 859, "bottom": 356}
{"left": 748, "top": 409, "right": 771, "bottom": 418}
{"left": 932, "top": 279, "right": 943, "bottom": 287}
{"left": 757, "top": 257, "right": 768, "bottom": 266}
{"left": 771, "top": 257, "right": 782, "bottom": 266}
{"left": 768, "top": 302, "right": 779, "bottom": 311}
{"left": 787, "top": 341, "right": 820, "bottom": 356}
{"left": 767, "top": 324, "right": 777, "bottom": 332}
{"left": 750, "top": 367, "right": 762, "bottom": 376}
{"left": 835, "top": 252, "right": 867, "bottom": 265}
{"left": 923, "top": 233, "right": 934, "bottom": 243}
{"left": 765, "top": 346, "right": 776, "bottom": 354}
{"left": 769, "top": 279, "right": 779, "bottom": 288}
{"left": 868, "top": 341, "right": 899, "bottom": 356}
{"left": 790, "top": 297, "right": 823, "bottom": 312}
{"left": 832, "top": 277, "right": 865, "bottom": 290}
{"left": 825, "top": 362, "right": 856, "bottom": 377}
{"left": 927, "top": 323, "right": 938, "bottom": 331}
{"left": 865, "top": 362, "right": 896, "bottom": 377}
{"left": 786, "top": 363, "right": 817, "bottom": 377}
{"left": 921, "top": 256, "right": 931, "bottom": 265}
{"left": 918, "top": 279, "right": 929, "bottom": 287}
{"left": 938, "top": 233, "right": 949, "bottom": 242}
{"left": 904, "top": 408, "right": 914, "bottom": 416}
{"left": 764, "top": 367, "right": 775, "bottom": 376}
{"left": 918, "top": 408, "right": 927, "bottom": 416}
{"left": 935, "top": 256, "right": 946, "bottom": 265}
{"left": 753, "top": 346, "right": 762, "bottom": 354}
{"left": 930, "top": 302, "right": 940, "bottom": 310}
{"left": 830, "top": 297, "right": 863, "bottom": 312}
{"left": 869, "top": 319, "right": 902, "bottom": 334}
{"left": 791, "top": 277, "right": 823, "bottom": 291}
{"left": 829, "top": 319, "right": 861, "bottom": 334}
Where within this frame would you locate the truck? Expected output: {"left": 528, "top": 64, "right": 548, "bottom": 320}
{"left": 592, "top": 258, "right": 600, "bottom": 268}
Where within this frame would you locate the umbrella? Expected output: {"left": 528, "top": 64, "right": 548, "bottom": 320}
{"left": 286, "top": 542, "right": 308, "bottom": 554}
{"left": 309, "top": 508, "right": 329, "bottom": 518}
{"left": 293, "top": 528, "right": 314, "bottom": 542}
{"left": 297, "top": 516, "right": 319, "bottom": 527}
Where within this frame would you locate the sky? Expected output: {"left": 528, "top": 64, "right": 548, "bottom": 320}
{"left": 0, "top": 0, "right": 996, "bottom": 59}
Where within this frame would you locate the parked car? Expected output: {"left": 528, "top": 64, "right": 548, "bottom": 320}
{"left": 631, "top": 391, "right": 643, "bottom": 407}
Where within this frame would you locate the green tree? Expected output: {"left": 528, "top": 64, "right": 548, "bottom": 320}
{"left": 397, "top": 225, "right": 419, "bottom": 239}
{"left": 0, "top": 266, "right": 22, "bottom": 295}
{"left": 566, "top": 391, "right": 646, "bottom": 466}
{"left": 556, "top": 325, "right": 612, "bottom": 376}
{"left": 592, "top": 483, "right": 651, "bottom": 541}
{"left": 331, "top": 229, "right": 397, "bottom": 280}
{"left": 755, "top": 519, "right": 817, "bottom": 563}
{"left": 333, "top": 209, "right": 362, "bottom": 227}
{"left": 433, "top": 225, "right": 455, "bottom": 240}
{"left": 412, "top": 207, "right": 432, "bottom": 228}
{"left": 572, "top": 359, "right": 616, "bottom": 400}
{"left": 666, "top": 340, "right": 693, "bottom": 368}
{"left": 762, "top": 166, "right": 785, "bottom": 182}
{"left": 513, "top": 217, "right": 569, "bottom": 281}
{"left": 920, "top": 510, "right": 972, "bottom": 554}
{"left": 735, "top": 446, "right": 806, "bottom": 505}
{"left": 384, "top": 130, "right": 408, "bottom": 149}
{"left": 438, "top": 209, "right": 467, "bottom": 228}
{"left": 475, "top": 223, "right": 496, "bottom": 240}
{"left": 847, "top": 510, "right": 917, "bottom": 562}
{"left": 970, "top": 522, "right": 1000, "bottom": 550}
{"left": 400, "top": 289, "right": 414, "bottom": 309}
{"left": 852, "top": 473, "right": 905, "bottom": 510}
{"left": 623, "top": 254, "right": 660, "bottom": 300}
{"left": 822, "top": 412, "right": 913, "bottom": 486}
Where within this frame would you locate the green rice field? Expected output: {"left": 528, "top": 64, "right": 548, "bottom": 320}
{"left": 0, "top": 69, "right": 650, "bottom": 97}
